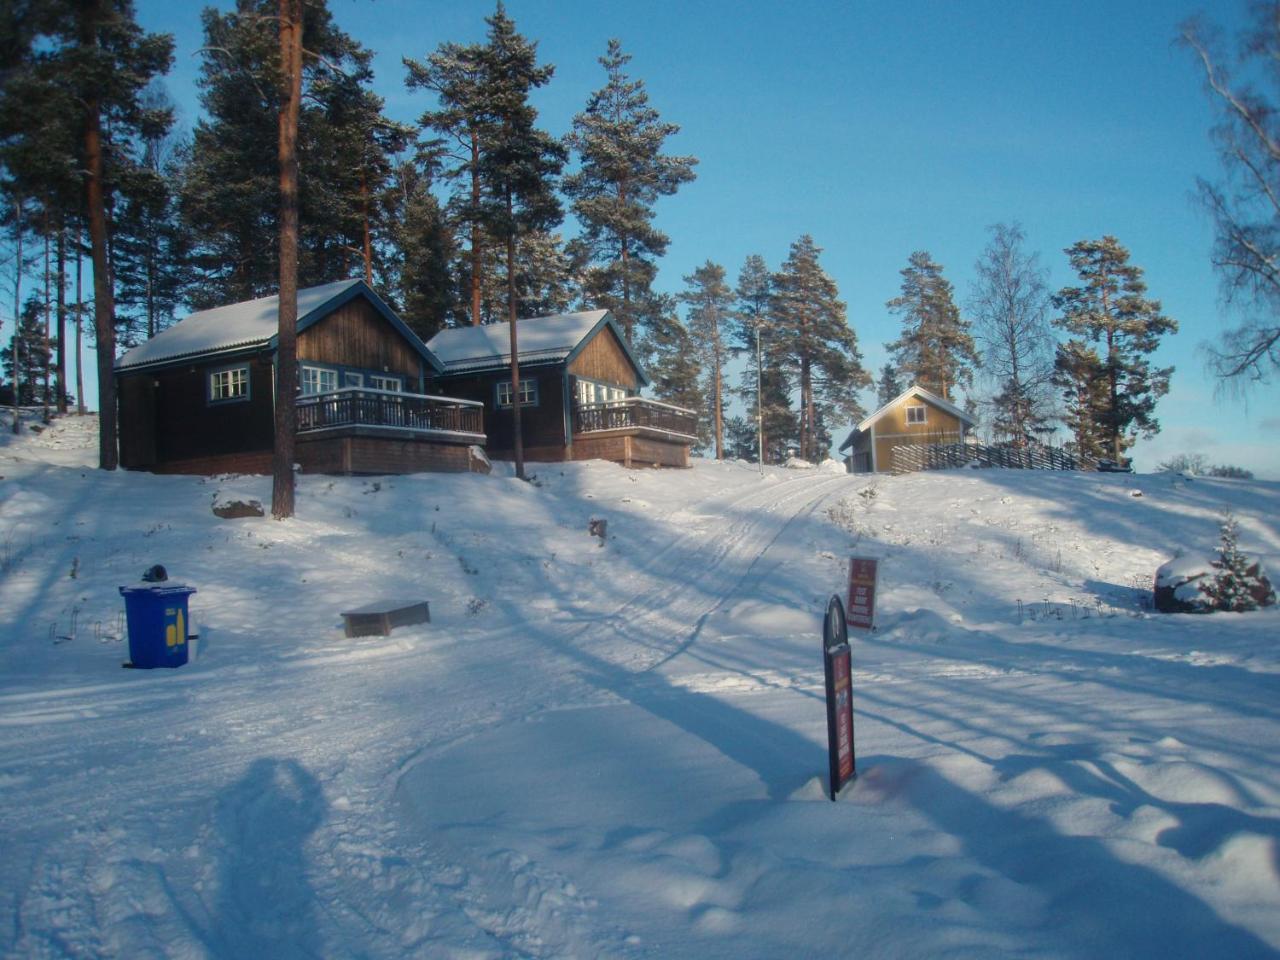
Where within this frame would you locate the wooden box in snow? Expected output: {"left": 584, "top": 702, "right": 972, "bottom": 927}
{"left": 341, "top": 600, "right": 431, "bottom": 638}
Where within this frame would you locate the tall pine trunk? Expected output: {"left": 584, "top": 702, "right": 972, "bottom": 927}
{"left": 56, "top": 225, "right": 67, "bottom": 414}
{"left": 360, "top": 174, "right": 373, "bottom": 285}
{"left": 272, "top": 0, "right": 302, "bottom": 519}
{"left": 506, "top": 195, "right": 525, "bottom": 481}
{"left": 81, "top": 1, "right": 117, "bottom": 468}
{"left": 75, "top": 228, "right": 85, "bottom": 415}
{"left": 712, "top": 318, "right": 723, "bottom": 459}
{"left": 9, "top": 197, "right": 21, "bottom": 435}
{"left": 470, "top": 129, "right": 482, "bottom": 325}
{"left": 42, "top": 230, "right": 50, "bottom": 423}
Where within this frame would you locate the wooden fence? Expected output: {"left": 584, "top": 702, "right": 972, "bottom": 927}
{"left": 890, "top": 441, "right": 1079, "bottom": 474}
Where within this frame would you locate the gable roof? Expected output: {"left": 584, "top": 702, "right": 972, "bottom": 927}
{"left": 115, "top": 279, "right": 442, "bottom": 373}
{"left": 838, "top": 384, "right": 978, "bottom": 451}
{"left": 427, "top": 309, "right": 649, "bottom": 385}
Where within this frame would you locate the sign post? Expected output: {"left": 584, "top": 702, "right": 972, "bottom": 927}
{"left": 846, "top": 557, "right": 879, "bottom": 631}
{"left": 823, "top": 594, "right": 856, "bottom": 800}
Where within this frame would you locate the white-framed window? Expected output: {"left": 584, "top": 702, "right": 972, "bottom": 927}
{"left": 343, "top": 371, "right": 364, "bottom": 388}
{"left": 208, "top": 365, "right": 249, "bottom": 403}
{"left": 576, "top": 378, "right": 626, "bottom": 406}
{"left": 496, "top": 378, "right": 537, "bottom": 408}
{"left": 370, "top": 375, "right": 402, "bottom": 392}
{"left": 301, "top": 365, "right": 338, "bottom": 396}
{"left": 905, "top": 404, "right": 927, "bottom": 425}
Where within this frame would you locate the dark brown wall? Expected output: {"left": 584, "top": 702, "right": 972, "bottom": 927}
{"left": 297, "top": 434, "right": 473, "bottom": 474}
{"left": 299, "top": 297, "right": 424, "bottom": 384}
{"left": 118, "top": 373, "right": 158, "bottom": 468}
{"left": 119, "top": 354, "right": 275, "bottom": 469}
{"left": 436, "top": 365, "right": 567, "bottom": 456}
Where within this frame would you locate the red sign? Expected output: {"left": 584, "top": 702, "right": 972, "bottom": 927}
{"left": 846, "top": 557, "right": 879, "bottom": 631}
{"left": 823, "top": 595, "right": 856, "bottom": 800}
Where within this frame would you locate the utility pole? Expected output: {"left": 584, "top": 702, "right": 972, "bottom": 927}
{"left": 756, "top": 324, "right": 764, "bottom": 475}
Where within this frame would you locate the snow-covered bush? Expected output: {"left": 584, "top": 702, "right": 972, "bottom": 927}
{"left": 1205, "top": 515, "right": 1275, "bottom": 612}
{"left": 1154, "top": 514, "right": 1275, "bottom": 614}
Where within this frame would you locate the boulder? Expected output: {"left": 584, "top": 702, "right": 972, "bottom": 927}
{"left": 1153, "top": 555, "right": 1216, "bottom": 613}
{"left": 212, "top": 497, "right": 264, "bottom": 519}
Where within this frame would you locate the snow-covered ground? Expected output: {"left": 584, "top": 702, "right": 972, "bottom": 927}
{"left": 2, "top": 413, "right": 1278, "bottom": 959}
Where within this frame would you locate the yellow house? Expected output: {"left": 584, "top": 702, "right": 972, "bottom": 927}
{"left": 839, "top": 384, "right": 977, "bottom": 473}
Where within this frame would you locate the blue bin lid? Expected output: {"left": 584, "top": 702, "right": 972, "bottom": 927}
{"left": 119, "top": 584, "right": 198, "bottom": 597}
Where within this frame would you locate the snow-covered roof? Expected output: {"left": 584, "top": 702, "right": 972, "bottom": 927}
{"left": 427, "top": 310, "right": 647, "bottom": 385}
{"left": 839, "top": 384, "right": 978, "bottom": 451}
{"left": 115, "top": 279, "right": 439, "bottom": 372}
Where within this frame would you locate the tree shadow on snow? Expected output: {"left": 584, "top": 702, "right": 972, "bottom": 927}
{"left": 859, "top": 752, "right": 1279, "bottom": 959}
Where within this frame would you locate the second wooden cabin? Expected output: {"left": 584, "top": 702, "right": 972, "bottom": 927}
{"left": 428, "top": 310, "right": 697, "bottom": 468}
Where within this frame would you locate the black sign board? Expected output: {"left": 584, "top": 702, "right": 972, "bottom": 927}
{"left": 823, "top": 594, "right": 856, "bottom": 800}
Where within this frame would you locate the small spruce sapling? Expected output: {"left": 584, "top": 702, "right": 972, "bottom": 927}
{"left": 1208, "top": 514, "right": 1266, "bottom": 612}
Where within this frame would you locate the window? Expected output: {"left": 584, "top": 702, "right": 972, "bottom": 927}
{"left": 370, "top": 375, "right": 402, "bottom": 392}
{"left": 343, "top": 371, "right": 364, "bottom": 388}
{"left": 576, "top": 378, "right": 626, "bottom": 406}
{"left": 301, "top": 365, "right": 338, "bottom": 396}
{"left": 905, "top": 404, "right": 927, "bottom": 425}
{"left": 496, "top": 378, "right": 537, "bottom": 407}
{"left": 209, "top": 365, "right": 249, "bottom": 403}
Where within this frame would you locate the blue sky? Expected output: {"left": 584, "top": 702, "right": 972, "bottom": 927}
{"left": 116, "top": 1, "right": 1280, "bottom": 475}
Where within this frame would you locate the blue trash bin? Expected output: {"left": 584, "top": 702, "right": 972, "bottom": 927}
{"left": 119, "top": 584, "right": 197, "bottom": 669}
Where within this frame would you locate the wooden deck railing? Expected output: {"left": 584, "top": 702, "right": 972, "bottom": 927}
{"left": 297, "top": 388, "right": 485, "bottom": 438}
{"left": 573, "top": 397, "right": 698, "bottom": 439}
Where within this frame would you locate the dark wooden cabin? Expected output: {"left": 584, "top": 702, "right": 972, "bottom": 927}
{"left": 115, "top": 279, "right": 486, "bottom": 475}
{"left": 427, "top": 310, "right": 697, "bottom": 468}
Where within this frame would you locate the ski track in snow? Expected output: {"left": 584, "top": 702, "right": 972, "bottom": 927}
{"left": 2, "top": 415, "right": 1279, "bottom": 959}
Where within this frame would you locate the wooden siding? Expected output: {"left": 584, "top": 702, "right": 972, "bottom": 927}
{"left": 298, "top": 297, "right": 423, "bottom": 382}
{"left": 151, "top": 451, "right": 274, "bottom": 475}
{"left": 296, "top": 434, "right": 474, "bottom": 475}
{"left": 118, "top": 373, "right": 158, "bottom": 468}
{"left": 146, "top": 435, "right": 475, "bottom": 476}
{"left": 567, "top": 324, "right": 640, "bottom": 389}
{"left": 434, "top": 366, "right": 567, "bottom": 456}
{"left": 573, "top": 429, "right": 690, "bottom": 468}
{"left": 120, "top": 355, "right": 275, "bottom": 469}
{"left": 870, "top": 392, "right": 967, "bottom": 473}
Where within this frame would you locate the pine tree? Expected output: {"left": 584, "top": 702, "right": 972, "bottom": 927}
{"left": 969, "top": 223, "right": 1055, "bottom": 445}
{"left": 771, "top": 236, "right": 869, "bottom": 462}
{"left": 1, "top": 296, "right": 49, "bottom": 404}
{"left": 724, "top": 415, "right": 758, "bottom": 461}
{"left": 729, "top": 254, "right": 793, "bottom": 464}
{"left": 382, "top": 160, "right": 457, "bottom": 338}
{"left": 113, "top": 93, "right": 191, "bottom": 345}
{"left": 476, "top": 3, "right": 565, "bottom": 480}
{"left": 405, "top": 37, "right": 492, "bottom": 326}
{"left": 564, "top": 39, "right": 697, "bottom": 343}
{"left": 886, "top": 250, "right": 978, "bottom": 401}
{"left": 272, "top": 0, "right": 303, "bottom": 520}
{"left": 304, "top": 43, "right": 410, "bottom": 286}
{"left": 1207, "top": 513, "right": 1272, "bottom": 612}
{"left": 476, "top": 228, "right": 573, "bottom": 322}
{"left": 1053, "top": 236, "right": 1177, "bottom": 463}
{"left": 681, "top": 260, "right": 732, "bottom": 459}
{"left": 640, "top": 296, "right": 707, "bottom": 449}
{"left": 876, "top": 362, "right": 902, "bottom": 407}
{"left": 181, "top": 0, "right": 394, "bottom": 306}
{"left": 1052, "top": 339, "right": 1108, "bottom": 462}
